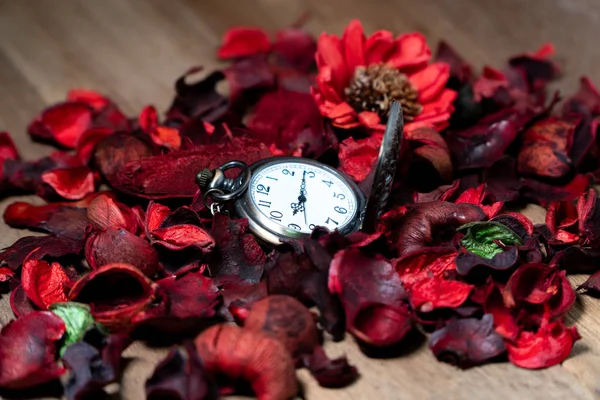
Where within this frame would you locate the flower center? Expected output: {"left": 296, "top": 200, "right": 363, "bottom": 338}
{"left": 344, "top": 63, "right": 423, "bottom": 122}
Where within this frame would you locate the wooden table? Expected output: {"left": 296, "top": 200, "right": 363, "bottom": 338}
{"left": 1, "top": 1, "right": 600, "bottom": 399}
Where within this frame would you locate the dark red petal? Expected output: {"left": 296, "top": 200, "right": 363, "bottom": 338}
{"left": 133, "top": 269, "right": 221, "bottom": 336}
{"left": 10, "top": 284, "right": 39, "bottom": 317}
{"left": 434, "top": 41, "right": 473, "bottom": 84}
{"left": 517, "top": 115, "right": 579, "bottom": 178}
{"left": 145, "top": 202, "right": 172, "bottom": 236}
{"left": 4, "top": 200, "right": 90, "bottom": 241}
{"left": 329, "top": 248, "right": 412, "bottom": 347}
{"left": 409, "top": 277, "right": 473, "bottom": 312}
{"left": 578, "top": 269, "right": 600, "bottom": 296}
{"left": 85, "top": 228, "right": 160, "bottom": 278}
{"left": 429, "top": 314, "right": 506, "bottom": 368}
{"left": 405, "top": 127, "right": 453, "bottom": 183}
{"left": 302, "top": 345, "right": 359, "bottom": 389}
{"left": 455, "top": 184, "right": 504, "bottom": 218}
{"left": 272, "top": 28, "right": 317, "bottom": 72}
{"left": 93, "top": 131, "right": 154, "bottom": 179}
{"left": 0, "top": 132, "right": 20, "bottom": 161}
{"left": 21, "top": 257, "right": 70, "bottom": 310}
{"left": 67, "top": 89, "right": 110, "bottom": 111}
{"left": 392, "top": 201, "right": 486, "bottom": 257}
{"left": 247, "top": 89, "right": 338, "bottom": 158}
{"left": 42, "top": 167, "right": 96, "bottom": 200}
{"left": 413, "top": 180, "right": 460, "bottom": 203}
{"left": 222, "top": 55, "right": 275, "bottom": 104}
{"left": 577, "top": 189, "right": 600, "bottom": 247}
{"left": 503, "top": 263, "right": 557, "bottom": 307}
{"left": 446, "top": 108, "right": 535, "bottom": 170}
{"left": 0, "top": 235, "right": 82, "bottom": 271}
{"left": 110, "top": 137, "right": 270, "bottom": 199}
{"left": 217, "top": 26, "right": 271, "bottom": 59}
{"left": 563, "top": 77, "right": 600, "bottom": 118}
{"left": 507, "top": 318, "right": 580, "bottom": 369}
{"left": 0, "top": 266, "right": 13, "bottom": 283}
{"left": 145, "top": 342, "right": 218, "bottom": 400}
{"left": 0, "top": 311, "right": 66, "bottom": 390}
{"left": 456, "top": 247, "right": 520, "bottom": 276}
{"left": 28, "top": 102, "right": 94, "bottom": 148}
{"left": 521, "top": 174, "right": 589, "bottom": 206}
{"left": 208, "top": 214, "right": 267, "bottom": 284}
{"left": 69, "top": 263, "right": 157, "bottom": 332}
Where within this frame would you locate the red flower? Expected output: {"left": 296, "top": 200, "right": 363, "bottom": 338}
{"left": 312, "top": 19, "right": 456, "bottom": 134}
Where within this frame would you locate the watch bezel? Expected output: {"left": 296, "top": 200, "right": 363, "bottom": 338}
{"left": 234, "top": 157, "right": 366, "bottom": 245}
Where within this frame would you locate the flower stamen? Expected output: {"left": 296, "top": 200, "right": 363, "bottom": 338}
{"left": 344, "top": 63, "right": 423, "bottom": 122}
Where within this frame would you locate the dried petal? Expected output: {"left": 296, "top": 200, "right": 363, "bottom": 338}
{"left": 0, "top": 311, "right": 66, "bottom": 390}
{"left": 76, "top": 127, "right": 114, "bottom": 165}
{"left": 429, "top": 314, "right": 506, "bottom": 368}
{"left": 150, "top": 225, "right": 215, "bottom": 253}
{"left": 507, "top": 318, "right": 580, "bottom": 369}
{"left": 22, "top": 257, "right": 71, "bottom": 310}
{"left": 69, "top": 263, "right": 157, "bottom": 332}
{"left": 85, "top": 228, "right": 160, "bottom": 278}
{"left": 338, "top": 134, "right": 382, "bottom": 182}
{"left": 28, "top": 102, "right": 94, "bottom": 148}
{"left": 521, "top": 174, "right": 590, "bottom": 206}
{"left": 87, "top": 194, "right": 129, "bottom": 231}
{"left": 145, "top": 342, "right": 218, "bottom": 400}
{"left": 0, "top": 235, "right": 82, "bottom": 271}
{"left": 10, "top": 284, "right": 39, "bottom": 317}
{"left": 395, "top": 246, "right": 458, "bottom": 287}
{"left": 301, "top": 345, "right": 359, "bottom": 389}
{"left": 41, "top": 167, "right": 96, "bottom": 200}
{"left": 93, "top": 132, "right": 154, "bottom": 179}
{"left": 577, "top": 270, "right": 600, "bottom": 296}
{"left": 209, "top": 214, "right": 268, "bottom": 283}
{"left": 455, "top": 184, "right": 504, "bottom": 218}
{"left": 329, "top": 248, "right": 412, "bottom": 346}
{"left": 577, "top": 189, "right": 600, "bottom": 247}
{"left": 111, "top": 137, "right": 270, "bottom": 199}
{"left": 393, "top": 201, "right": 487, "bottom": 257}
{"left": 194, "top": 324, "right": 298, "bottom": 400}
{"left": 409, "top": 277, "right": 473, "bottom": 312}
{"left": 405, "top": 127, "right": 453, "bottom": 183}
{"left": 217, "top": 26, "right": 271, "bottom": 59}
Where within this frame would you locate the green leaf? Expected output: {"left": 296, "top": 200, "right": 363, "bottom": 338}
{"left": 458, "top": 221, "right": 522, "bottom": 259}
{"left": 49, "top": 301, "right": 96, "bottom": 356}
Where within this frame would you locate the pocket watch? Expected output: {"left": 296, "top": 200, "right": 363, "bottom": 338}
{"left": 196, "top": 101, "right": 404, "bottom": 245}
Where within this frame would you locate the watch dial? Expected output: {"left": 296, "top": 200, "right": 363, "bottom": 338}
{"left": 249, "top": 160, "right": 358, "bottom": 234}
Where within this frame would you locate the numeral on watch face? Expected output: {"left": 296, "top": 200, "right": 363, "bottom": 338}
{"left": 269, "top": 210, "right": 283, "bottom": 222}
{"left": 258, "top": 200, "right": 271, "bottom": 208}
{"left": 256, "top": 184, "right": 270, "bottom": 195}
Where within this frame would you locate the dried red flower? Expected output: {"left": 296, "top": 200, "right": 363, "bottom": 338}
{"left": 28, "top": 102, "right": 94, "bottom": 148}
{"left": 329, "top": 248, "right": 412, "bottom": 346}
{"left": 429, "top": 314, "right": 506, "bottom": 369}
{"left": 0, "top": 311, "right": 66, "bottom": 390}
{"left": 194, "top": 324, "right": 298, "bottom": 400}
{"left": 506, "top": 315, "right": 580, "bottom": 369}
{"left": 312, "top": 19, "right": 456, "bottom": 134}
{"left": 21, "top": 256, "right": 71, "bottom": 310}
{"left": 545, "top": 200, "right": 580, "bottom": 244}
{"left": 69, "top": 263, "right": 157, "bottom": 331}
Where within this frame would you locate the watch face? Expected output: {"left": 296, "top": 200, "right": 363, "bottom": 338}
{"left": 248, "top": 159, "right": 359, "bottom": 235}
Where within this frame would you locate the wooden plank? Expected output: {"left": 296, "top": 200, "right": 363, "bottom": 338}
{"left": 0, "top": 0, "right": 599, "bottom": 398}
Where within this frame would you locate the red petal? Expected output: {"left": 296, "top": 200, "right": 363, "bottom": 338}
{"left": 0, "top": 266, "right": 13, "bottom": 282}
{"left": 409, "top": 277, "right": 473, "bottom": 312}
{"left": 507, "top": 318, "right": 580, "bottom": 369}
{"left": 409, "top": 63, "right": 451, "bottom": 103}
{"left": 138, "top": 105, "right": 158, "bottom": 132}
{"left": 387, "top": 32, "right": 431, "bottom": 70}
{"left": 42, "top": 166, "right": 96, "bottom": 200}
{"left": 21, "top": 257, "right": 70, "bottom": 310}
{"left": 75, "top": 127, "right": 114, "bottom": 164}
{"left": 316, "top": 33, "right": 349, "bottom": 94}
{"left": 28, "top": 102, "right": 93, "bottom": 148}
{"left": 145, "top": 202, "right": 172, "bottom": 235}
{"left": 338, "top": 134, "right": 382, "bottom": 182}
{"left": 0, "top": 311, "right": 66, "bottom": 389}
{"left": 67, "top": 89, "right": 110, "bottom": 111}
{"left": 69, "top": 263, "right": 157, "bottom": 332}
{"left": 152, "top": 126, "right": 182, "bottom": 149}
{"left": 341, "top": 19, "right": 366, "bottom": 75}
{"left": 87, "top": 194, "right": 128, "bottom": 230}
{"left": 365, "top": 30, "right": 394, "bottom": 64}
{"left": 150, "top": 224, "right": 215, "bottom": 253}
{"left": 0, "top": 132, "right": 19, "bottom": 161}
{"left": 217, "top": 26, "right": 271, "bottom": 59}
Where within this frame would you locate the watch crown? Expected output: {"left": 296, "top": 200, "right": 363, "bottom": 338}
{"left": 196, "top": 168, "right": 214, "bottom": 189}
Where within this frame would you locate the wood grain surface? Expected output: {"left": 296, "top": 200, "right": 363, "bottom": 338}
{"left": 1, "top": 0, "right": 600, "bottom": 399}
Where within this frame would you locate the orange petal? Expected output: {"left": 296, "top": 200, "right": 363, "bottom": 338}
{"left": 342, "top": 19, "right": 366, "bottom": 74}
{"left": 365, "top": 30, "right": 394, "bottom": 64}
{"left": 386, "top": 32, "right": 431, "bottom": 70}
{"left": 418, "top": 89, "right": 457, "bottom": 118}
{"left": 409, "top": 63, "right": 451, "bottom": 103}
{"left": 153, "top": 126, "right": 182, "bottom": 150}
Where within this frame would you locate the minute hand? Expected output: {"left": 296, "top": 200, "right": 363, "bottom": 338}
{"left": 291, "top": 171, "right": 307, "bottom": 215}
